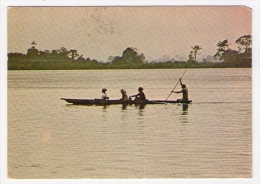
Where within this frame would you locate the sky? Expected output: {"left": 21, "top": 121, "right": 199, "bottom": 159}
{"left": 7, "top": 6, "right": 252, "bottom": 62}
{"left": 1, "top": 2, "right": 260, "bottom": 184}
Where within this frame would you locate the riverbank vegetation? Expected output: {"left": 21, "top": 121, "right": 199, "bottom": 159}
{"left": 8, "top": 35, "right": 251, "bottom": 70}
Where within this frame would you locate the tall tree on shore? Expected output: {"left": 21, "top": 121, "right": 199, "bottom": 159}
{"left": 187, "top": 51, "right": 194, "bottom": 63}
{"left": 213, "top": 39, "right": 231, "bottom": 62}
{"left": 58, "top": 47, "right": 69, "bottom": 60}
{"left": 112, "top": 47, "right": 145, "bottom": 65}
{"left": 59, "top": 47, "right": 69, "bottom": 55}
{"left": 235, "top": 35, "right": 252, "bottom": 60}
{"left": 26, "top": 41, "right": 39, "bottom": 60}
{"left": 191, "top": 45, "right": 202, "bottom": 62}
{"left": 31, "top": 41, "right": 37, "bottom": 49}
{"left": 68, "top": 49, "right": 79, "bottom": 60}
{"left": 122, "top": 47, "right": 143, "bottom": 63}
{"left": 138, "top": 53, "right": 146, "bottom": 63}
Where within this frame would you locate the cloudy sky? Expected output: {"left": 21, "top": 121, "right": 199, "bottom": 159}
{"left": 8, "top": 6, "right": 251, "bottom": 62}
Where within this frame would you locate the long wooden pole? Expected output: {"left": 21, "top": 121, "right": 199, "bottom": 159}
{"left": 165, "top": 70, "right": 186, "bottom": 101}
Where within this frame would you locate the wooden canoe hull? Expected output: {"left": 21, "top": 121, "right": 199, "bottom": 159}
{"left": 61, "top": 98, "right": 192, "bottom": 105}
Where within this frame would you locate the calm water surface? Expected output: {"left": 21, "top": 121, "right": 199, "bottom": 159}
{"left": 8, "top": 69, "right": 252, "bottom": 179}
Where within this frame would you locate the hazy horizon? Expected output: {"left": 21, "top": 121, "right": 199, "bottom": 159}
{"left": 8, "top": 6, "right": 252, "bottom": 62}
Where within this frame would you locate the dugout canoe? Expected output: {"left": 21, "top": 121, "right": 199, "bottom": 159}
{"left": 61, "top": 98, "right": 192, "bottom": 105}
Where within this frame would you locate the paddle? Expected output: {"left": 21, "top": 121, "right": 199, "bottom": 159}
{"left": 165, "top": 70, "right": 186, "bottom": 101}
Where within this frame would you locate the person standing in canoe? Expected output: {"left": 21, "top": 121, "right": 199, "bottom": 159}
{"left": 101, "top": 88, "right": 109, "bottom": 100}
{"left": 120, "top": 89, "right": 128, "bottom": 102}
{"left": 172, "top": 79, "right": 189, "bottom": 101}
{"left": 129, "top": 87, "right": 146, "bottom": 101}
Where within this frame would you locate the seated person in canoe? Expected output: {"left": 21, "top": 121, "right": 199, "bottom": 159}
{"left": 172, "top": 79, "right": 189, "bottom": 101}
{"left": 120, "top": 89, "right": 128, "bottom": 102}
{"left": 101, "top": 88, "right": 109, "bottom": 100}
{"left": 129, "top": 87, "right": 146, "bottom": 101}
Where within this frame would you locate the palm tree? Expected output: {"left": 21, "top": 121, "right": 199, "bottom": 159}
{"left": 191, "top": 45, "right": 202, "bottom": 62}
{"left": 31, "top": 41, "right": 37, "bottom": 49}
{"left": 213, "top": 39, "right": 231, "bottom": 62}
{"left": 68, "top": 49, "right": 79, "bottom": 60}
{"left": 235, "top": 35, "right": 252, "bottom": 60}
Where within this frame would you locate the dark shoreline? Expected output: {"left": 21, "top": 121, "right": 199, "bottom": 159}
{"left": 8, "top": 60, "right": 251, "bottom": 70}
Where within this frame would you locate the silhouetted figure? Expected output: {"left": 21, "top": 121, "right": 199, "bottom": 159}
{"left": 129, "top": 87, "right": 146, "bottom": 101}
{"left": 101, "top": 88, "right": 109, "bottom": 100}
{"left": 172, "top": 79, "right": 188, "bottom": 101}
{"left": 120, "top": 89, "right": 128, "bottom": 102}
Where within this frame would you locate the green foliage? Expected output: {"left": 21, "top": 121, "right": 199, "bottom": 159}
{"left": 187, "top": 51, "right": 195, "bottom": 63}
{"left": 111, "top": 47, "right": 145, "bottom": 65}
{"left": 191, "top": 45, "right": 202, "bottom": 62}
{"left": 8, "top": 35, "right": 252, "bottom": 70}
{"left": 213, "top": 39, "right": 230, "bottom": 61}
{"left": 236, "top": 35, "right": 252, "bottom": 53}
{"left": 213, "top": 36, "right": 252, "bottom": 67}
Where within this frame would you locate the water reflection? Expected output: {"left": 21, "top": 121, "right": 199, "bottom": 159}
{"left": 122, "top": 103, "right": 128, "bottom": 110}
{"left": 65, "top": 103, "right": 146, "bottom": 112}
{"left": 102, "top": 105, "right": 108, "bottom": 110}
{"left": 137, "top": 103, "right": 146, "bottom": 110}
{"left": 181, "top": 104, "right": 189, "bottom": 123}
{"left": 137, "top": 104, "right": 146, "bottom": 116}
{"left": 182, "top": 104, "right": 189, "bottom": 115}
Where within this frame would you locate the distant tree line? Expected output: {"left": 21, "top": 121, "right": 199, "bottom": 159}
{"left": 8, "top": 35, "right": 251, "bottom": 70}
{"left": 212, "top": 35, "right": 252, "bottom": 67}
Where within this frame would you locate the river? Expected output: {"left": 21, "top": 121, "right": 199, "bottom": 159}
{"left": 8, "top": 68, "right": 252, "bottom": 179}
